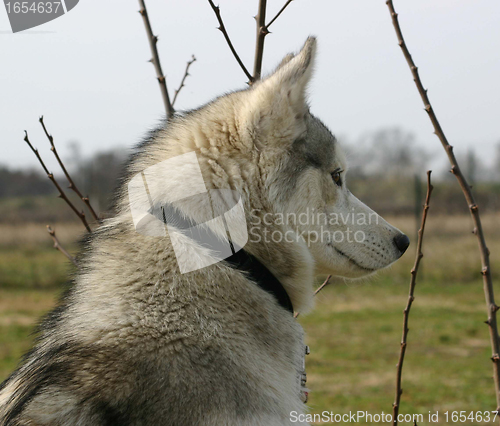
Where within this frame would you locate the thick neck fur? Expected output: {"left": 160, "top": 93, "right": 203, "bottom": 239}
{"left": 117, "top": 38, "right": 318, "bottom": 313}
{"left": 116, "top": 94, "right": 315, "bottom": 313}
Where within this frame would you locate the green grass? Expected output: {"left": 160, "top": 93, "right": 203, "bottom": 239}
{"left": 0, "top": 289, "right": 59, "bottom": 380}
{"left": 300, "top": 277, "right": 495, "bottom": 424}
{"left": 0, "top": 247, "right": 74, "bottom": 289}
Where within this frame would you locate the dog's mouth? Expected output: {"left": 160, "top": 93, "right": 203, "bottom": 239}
{"left": 328, "top": 244, "right": 377, "bottom": 272}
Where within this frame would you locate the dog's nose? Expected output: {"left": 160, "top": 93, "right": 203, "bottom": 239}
{"left": 393, "top": 233, "right": 410, "bottom": 255}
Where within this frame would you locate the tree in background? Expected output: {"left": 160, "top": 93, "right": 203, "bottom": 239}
{"left": 345, "top": 127, "right": 430, "bottom": 179}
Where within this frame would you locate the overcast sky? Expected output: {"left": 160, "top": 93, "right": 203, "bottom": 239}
{"left": 1, "top": 0, "right": 499, "bottom": 172}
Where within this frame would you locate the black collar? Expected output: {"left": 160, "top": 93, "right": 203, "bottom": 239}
{"left": 153, "top": 201, "right": 294, "bottom": 314}
{"left": 224, "top": 249, "right": 294, "bottom": 314}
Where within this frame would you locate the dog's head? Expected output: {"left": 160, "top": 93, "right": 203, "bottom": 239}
{"left": 235, "top": 37, "right": 409, "bottom": 279}
{"left": 127, "top": 37, "right": 409, "bottom": 311}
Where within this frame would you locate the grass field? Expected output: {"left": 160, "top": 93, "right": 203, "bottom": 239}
{"left": 0, "top": 215, "right": 499, "bottom": 424}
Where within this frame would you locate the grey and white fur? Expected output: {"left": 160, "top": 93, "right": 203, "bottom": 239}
{"left": 0, "top": 37, "right": 409, "bottom": 426}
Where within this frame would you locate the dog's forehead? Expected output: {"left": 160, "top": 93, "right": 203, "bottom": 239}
{"left": 292, "top": 114, "right": 339, "bottom": 169}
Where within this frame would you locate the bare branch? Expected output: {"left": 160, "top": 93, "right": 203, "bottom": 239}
{"left": 392, "top": 171, "right": 433, "bottom": 426}
{"left": 386, "top": 0, "right": 500, "bottom": 415}
{"left": 314, "top": 275, "right": 332, "bottom": 297}
{"left": 39, "top": 116, "right": 100, "bottom": 223}
{"left": 294, "top": 275, "right": 333, "bottom": 319}
{"left": 207, "top": 0, "right": 254, "bottom": 84}
{"left": 47, "top": 225, "right": 78, "bottom": 267}
{"left": 266, "top": 0, "right": 294, "bottom": 29}
{"left": 172, "top": 55, "right": 197, "bottom": 108}
{"left": 24, "top": 131, "right": 91, "bottom": 232}
{"left": 252, "top": 0, "right": 269, "bottom": 81}
{"left": 138, "top": 0, "right": 174, "bottom": 118}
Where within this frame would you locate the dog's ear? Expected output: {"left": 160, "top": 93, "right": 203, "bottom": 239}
{"left": 275, "top": 52, "right": 295, "bottom": 70}
{"left": 242, "top": 37, "right": 317, "bottom": 145}
{"left": 263, "top": 36, "right": 316, "bottom": 111}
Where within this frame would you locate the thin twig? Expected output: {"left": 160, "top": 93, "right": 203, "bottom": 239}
{"left": 207, "top": 0, "right": 254, "bottom": 84}
{"left": 294, "top": 275, "right": 333, "bottom": 319}
{"left": 392, "top": 171, "right": 433, "bottom": 426}
{"left": 314, "top": 275, "right": 332, "bottom": 297}
{"left": 39, "top": 116, "right": 100, "bottom": 223}
{"left": 47, "top": 226, "right": 78, "bottom": 267}
{"left": 172, "top": 55, "right": 197, "bottom": 107}
{"left": 24, "top": 131, "right": 91, "bottom": 232}
{"left": 252, "top": 0, "right": 268, "bottom": 81}
{"left": 138, "top": 0, "right": 174, "bottom": 118}
{"left": 266, "top": 0, "right": 294, "bottom": 29}
{"left": 386, "top": 1, "right": 500, "bottom": 415}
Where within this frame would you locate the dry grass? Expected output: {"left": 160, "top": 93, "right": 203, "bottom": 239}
{"left": 378, "top": 213, "right": 500, "bottom": 284}
{"left": 0, "top": 222, "right": 84, "bottom": 248}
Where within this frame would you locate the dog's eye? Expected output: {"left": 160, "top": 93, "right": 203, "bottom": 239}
{"left": 331, "top": 170, "right": 343, "bottom": 187}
